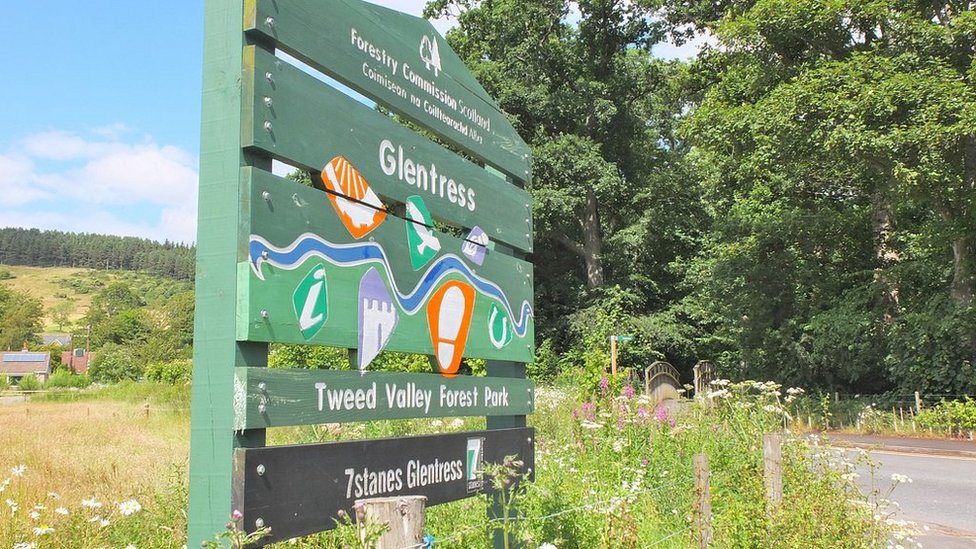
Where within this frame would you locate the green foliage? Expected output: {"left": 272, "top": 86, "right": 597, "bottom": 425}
{"left": 0, "top": 284, "right": 43, "bottom": 351}
{"left": 16, "top": 374, "right": 41, "bottom": 391}
{"left": 528, "top": 338, "right": 560, "bottom": 384}
{"left": 44, "top": 370, "right": 92, "bottom": 389}
{"left": 0, "top": 268, "right": 13, "bottom": 280}
{"left": 268, "top": 344, "right": 349, "bottom": 370}
{"left": 917, "top": 397, "right": 976, "bottom": 434}
{"left": 88, "top": 343, "right": 142, "bottom": 383}
{"left": 0, "top": 375, "right": 10, "bottom": 391}
{"left": 0, "top": 227, "right": 195, "bottom": 280}
{"left": 145, "top": 359, "right": 192, "bottom": 384}
{"left": 886, "top": 297, "right": 976, "bottom": 395}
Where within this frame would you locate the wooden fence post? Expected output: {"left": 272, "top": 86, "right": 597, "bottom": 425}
{"left": 359, "top": 496, "right": 426, "bottom": 549}
{"left": 915, "top": 391, "right": 922, "bottom": 414}
{"left": 693, "top": 454, "right": 712, "bottom": 548}
{"left": 763, "top": 433, "right": 783, "bottom": 512}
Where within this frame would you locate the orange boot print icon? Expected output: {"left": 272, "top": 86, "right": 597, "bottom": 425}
{"left": 426, "top": 281, "right": 475, "bottom": 377}
{"left": 321, "top": 156, "right": 387, "bottom": 238}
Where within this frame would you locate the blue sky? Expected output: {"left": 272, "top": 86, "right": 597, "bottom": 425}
{"left": 1, "top": 1, "right": 698, "bottom": 245}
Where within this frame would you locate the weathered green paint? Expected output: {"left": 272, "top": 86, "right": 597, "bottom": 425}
{"left": 189, "top": 0, "right": 266, "bottom": 545}
{"left": 244, "top": 0, "right": 531, "bottom": 181}
{"left": 234, "top": 368, "right": 535, "bottom": 428}
{"left": 238, "top": 168, "right": 535, "bottom": 362}
{"left": 242, "top": 47, "right": 533, "bottom": 252}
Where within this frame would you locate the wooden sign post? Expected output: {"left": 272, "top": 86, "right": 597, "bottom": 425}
{"left": 189, "top": 1, "right": 533, "bottom": 546}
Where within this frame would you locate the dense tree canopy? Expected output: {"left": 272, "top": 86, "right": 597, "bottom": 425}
{"left": 427, "top": 0, "right": 975, "bottom": 395}
{"left": 0, "top": 285, "right": 43, "bottom": 351}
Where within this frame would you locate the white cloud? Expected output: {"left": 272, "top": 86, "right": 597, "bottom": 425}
{"left": 0, "top": 128, "right": 198, "bottom": 244}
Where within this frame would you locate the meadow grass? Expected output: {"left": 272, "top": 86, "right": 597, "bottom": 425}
{"left": 0, "top": 379, "right": 914, "bottom": 548}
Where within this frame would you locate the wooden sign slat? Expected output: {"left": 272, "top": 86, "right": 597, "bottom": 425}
{"left": 232, "top": 428, "right": 535, "bottom": 545}
{"left": 242, "top": 46, "right": 533, "bottom": 252}
{"left": 237, "top": 168, "right": 535, "bottom": 363}
{"left": 234, "top": 368, "right": 535, "bottom": 429}
{"left": 244, "top": 0, "right": 532, "bottom": 182}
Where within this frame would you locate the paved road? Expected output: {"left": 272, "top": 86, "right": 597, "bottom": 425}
{"left": 841, "top": 446, "right": 976, "bottom": 548}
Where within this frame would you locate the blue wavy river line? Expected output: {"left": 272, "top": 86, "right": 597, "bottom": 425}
{"left": 249, "top": 234, "right": 533, "bottom": 337}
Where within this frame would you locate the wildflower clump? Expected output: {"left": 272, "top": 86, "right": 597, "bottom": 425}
{"left": 0, "top": 464, "right": 147, "bottom": 548}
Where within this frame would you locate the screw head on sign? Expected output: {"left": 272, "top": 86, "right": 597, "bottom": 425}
{"left": 263, "top": 121, "right": 273, "bottom": 131}
{"left": 258, "top": 382, "right": 267, "bottom": 392}
{"left": 265, "top": 72, "right": 273, "bottom": 82}
{"left": 261, "top": 190, "right": 271, "bottom": 201}
{"left": 265, "top": 16, "right": 275, "bottom": 27}
{"left": 256, "top": 464, "right": 266, "bottom": 476}
{"left": 255, "top": 518, "right": 265, "bottom": 529}
{"left": 261, "top": 250, "right": 269, "bottom": 260}
{"left": 258, "top": 404, "right": 266, "bottom": 414}
{"left": 260, "top": 309, "right": 269, "bottom": 319}
{"left": 263, "top": 96, "right": 273, "bottom": 107}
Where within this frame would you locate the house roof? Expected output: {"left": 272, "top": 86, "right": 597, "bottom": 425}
{"left": 42, "top": 335, "right": 73, "bottom": 346}
{"left": 61, "top": 351, "right": 93, "bottom": 375}
{"left": 0, "top": 352, "right": 52, "bottom": 377}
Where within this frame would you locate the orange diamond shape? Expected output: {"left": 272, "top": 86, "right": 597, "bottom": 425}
{"left": 320, "top": 156, "right": 387, "bottom": 239}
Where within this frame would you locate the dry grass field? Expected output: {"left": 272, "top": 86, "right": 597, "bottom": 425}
{"left": 0, "top": 265, "right": 97, "bottom": 330}
{"left": 0, "top": 397, "right": 189, "bottom": 503}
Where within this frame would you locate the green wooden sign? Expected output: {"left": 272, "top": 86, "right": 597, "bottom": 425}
{"left": 244, "top": 0, "right": 531, "bottom": 182}
{"left": 191, "top": 1, "right": 533, "bottom": 546}
{"left": 232, "top": 428, "right": 534, "bottom": 544}
{"left": 243, "top": 47, "right": 533, "bottom": 252}
{"left": 238, "top": 168, "right": 535, "bottom": 366}
{"left": 234, "top": 368, "right": 535, "bottom": 429}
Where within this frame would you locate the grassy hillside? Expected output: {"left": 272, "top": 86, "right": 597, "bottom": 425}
{"left": 0, "top": 264, "right": 191, "bottom": 333}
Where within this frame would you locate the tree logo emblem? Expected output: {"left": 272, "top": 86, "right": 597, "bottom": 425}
{"left": 419, "top": 34, "right": 442, "bottom": 77}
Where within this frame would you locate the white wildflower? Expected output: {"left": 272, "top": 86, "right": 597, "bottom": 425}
{"left": 0, "top": 478, "right": 9, "bottom": 493}
{"left": 430, "top": 419, "right": 444, "bottom": 428}
{"left": 710, "top": 379, "right": 730, "bottom": 387}
{"left": 538, "top": 543, "right": 558, "bottom": 549}
{"left": 29, "top": 510, "right": 40, "bottom": 520}
{"left": 707, "top": 389, "right": 730, "bottom": 399}
{"left": 46, "top": 492, "right": 60, "bottom": 500}
{"left": 449, "top": 418, "right": 464, "bottom": 429}
{"left": 32, "top": 526, "right": 55, "bottom": 536}
{"left": 580, "top": 420, "right": 603, "bottom": 429}
{"left": 841, "top": 472, "right": 859, "bottom": 481}
{"left": 891, "top": 473, "right": 913, "bottom": 484}
{"left": 13, "top": 542, "right": 36, "bottom": 549}
{"left": 81, "top": 497, "right": 102, "bottom": 509}
{"left": 54, "top": 507, "right": 68, "bottom": 516}
{"left": 118, "top": 499, "right": 142, "bottom": 516}
{"left": 11, "top": 465, "right": 26, "bottom": 477}
{"left": 7, "top": 498, "right": 18, "bottom": 514}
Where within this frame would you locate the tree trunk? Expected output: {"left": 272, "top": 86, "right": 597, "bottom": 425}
{"left": 871, "top": 189, "right": 900, "bottom": 321}
{"left": 554, "top": 188, "right": 605, "bottom": 288}
{"left": 950, "top": 235, "right": 975, "bottom": 305}
{"left": 581, "top": 188, "right": 605, "bottom": 288}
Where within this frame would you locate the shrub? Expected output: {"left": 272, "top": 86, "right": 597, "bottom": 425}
{"left": 17, "top": 374, "right": 42, "bottom": 391}
{"left": 44, "top": 370, "right": 92, "bottom": 389}
{"left": 917, "top": 397, "right": 976, "bottom": 435}
{"left": 88, "top": 343, "right": 142, "bottom": 383}
{"left": 145, "top": 359, "right": 192, "bottom": 384}
{"left": 0, "top": 375, "right": 10, "bottom": 391}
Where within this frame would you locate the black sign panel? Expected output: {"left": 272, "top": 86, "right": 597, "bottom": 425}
{"left": 232, "top": 428, "right": 534, "bottom": 544}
